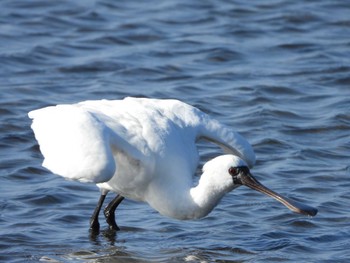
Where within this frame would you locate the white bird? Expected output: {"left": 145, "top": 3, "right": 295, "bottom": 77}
{"left": 28, "top": 97, "right": 317, "bottom": 232}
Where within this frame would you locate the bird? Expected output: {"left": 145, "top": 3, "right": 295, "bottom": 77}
{"left": 28, "top": 97, "right": 317, "bottom": 232}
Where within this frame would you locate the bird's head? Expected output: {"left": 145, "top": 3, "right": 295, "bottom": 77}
{"left": 203, "top": 155, "right": 317, "bottom": 217}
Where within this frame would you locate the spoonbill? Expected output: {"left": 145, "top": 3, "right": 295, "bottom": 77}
{"left": 28, "top": 97, "right": 317, "bottom": 232}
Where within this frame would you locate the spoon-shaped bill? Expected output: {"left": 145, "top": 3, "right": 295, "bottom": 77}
{"left": 238, "top": 172, "right": 318, "bottom": 217}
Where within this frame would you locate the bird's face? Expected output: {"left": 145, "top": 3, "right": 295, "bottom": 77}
{"left": 213, "top": 155, "right": 317, "bottom": 216}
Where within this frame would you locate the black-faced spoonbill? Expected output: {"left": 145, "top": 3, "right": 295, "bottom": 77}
{"left": 28, "top": 97, "right": 317, "bottom": 232}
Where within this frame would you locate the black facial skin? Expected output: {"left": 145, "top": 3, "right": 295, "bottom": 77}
{"left": 229, "top": 166, "right": 249, "bottom": 184}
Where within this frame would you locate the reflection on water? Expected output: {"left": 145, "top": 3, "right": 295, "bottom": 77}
{"left": 1, "top": 0, "right": 350, "bottom": 262}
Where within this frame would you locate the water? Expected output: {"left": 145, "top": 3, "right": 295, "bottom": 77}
{"left": 1, "top": 0, "right": 349, "bottom": 262}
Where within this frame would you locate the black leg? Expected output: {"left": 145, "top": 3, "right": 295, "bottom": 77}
{"left": 104, "top": 194, "right": 125, "bottom": 231}
{"left": 90, "top": 194, "right": 106, "bottom": 233}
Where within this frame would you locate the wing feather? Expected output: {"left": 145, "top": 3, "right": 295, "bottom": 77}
{"left": 29, "top": 105, "right": 116, "bottom": 183}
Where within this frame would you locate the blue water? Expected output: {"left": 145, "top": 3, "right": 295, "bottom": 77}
{"left": 1, "top": 0, "right": 350, "bottom": 262}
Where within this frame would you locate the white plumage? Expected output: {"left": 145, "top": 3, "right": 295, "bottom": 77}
{"left": 29, "top": 97, "right": 316, "bottom": 231}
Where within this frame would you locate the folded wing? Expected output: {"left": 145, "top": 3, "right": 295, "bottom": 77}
{"left": 29, "top": 105, "right": 116, "bottom": 183}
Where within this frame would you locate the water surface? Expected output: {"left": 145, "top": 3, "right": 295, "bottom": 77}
{"left": 1, "top": 0, "right": 350, "bottom": 262}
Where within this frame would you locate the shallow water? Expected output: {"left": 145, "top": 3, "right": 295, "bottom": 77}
{"left": 1, "top": 0, "right": 350, "bottom": 262}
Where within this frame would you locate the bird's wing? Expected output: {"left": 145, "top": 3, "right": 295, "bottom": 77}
{"left": 28, "top": 104, "right": 141, "bottom": 183}
{"left": 197, "top": 114, "right": 256, "bottom": 168}
{"left": 144, "top": 98, "right": 256, "bottom": 168}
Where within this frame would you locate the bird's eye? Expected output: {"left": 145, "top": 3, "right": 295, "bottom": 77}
{"left": 228, "top": 167, "right": 239, "bottom": 176}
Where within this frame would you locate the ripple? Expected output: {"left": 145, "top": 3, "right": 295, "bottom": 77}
{"left": 1, "top": 0, "right": 350, "bottom": 262}
{"left": 202, "top": 47, "right": 244, "bottom": 63}
{"left": 276, "top": 42, "right": 318, "bottom": 52}
{"left": 59, "top": 60, "right": 125, "bottom": 73}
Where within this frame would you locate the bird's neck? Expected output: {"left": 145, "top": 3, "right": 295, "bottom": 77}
{"left": 186, "top": 174, "right": 234, "bottom": 219}
{"left": 147, "top": 171, "right": 236, "bottom": 220}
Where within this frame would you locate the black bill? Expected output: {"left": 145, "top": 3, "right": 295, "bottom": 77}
{"left": 237, "top": 171, "right": 318, "bottom": 216}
